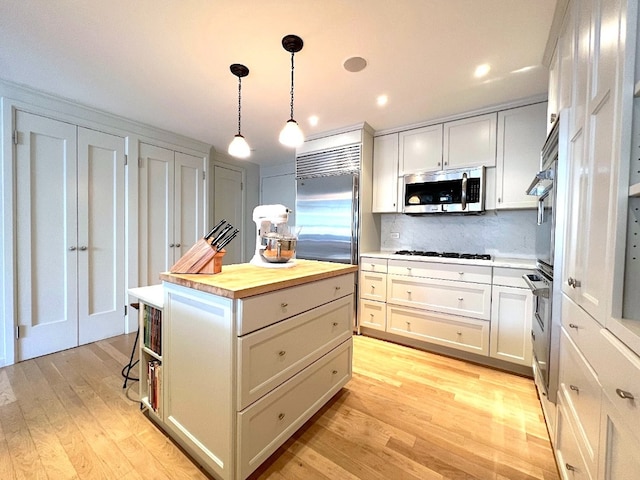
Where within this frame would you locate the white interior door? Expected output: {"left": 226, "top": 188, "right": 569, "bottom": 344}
{"left": 77, "top": 128, "right": 125, "bottom": 345}
{"left": 214, "top": 165, "right": 244, "bottom": 264}
{"left": 174, "top": 151, "right": 206, "bottom": 259}
{"left": 15, "top": 111, "right": 78, "bottom": 361}
{"left": 139, "top": 143, "right": 174, "bottom": 285}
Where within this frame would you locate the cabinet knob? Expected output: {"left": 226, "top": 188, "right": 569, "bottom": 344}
{"left": 406, "top": 290, "right": 411, "bottom": 296}
{"left": 79, "top": 246, "right": 87, "bottom": 251}
{"left": 457, "top": 297, "right": 464, "bottom": 301}
{"left": 406, "top": 267, "right": 412, "bottom": 272}
{"left": 456, "top": 331, "right": 462, "bottom": 335}
{"left": 371, "top": 285, "right": 375, "bottom": 291}
{"left": 458, "top": 272, "right": 464, "bottom": 275}
{"left": 332, "top": 322, "right": 339, "bottom": 327}
{"left": 437, "top": 162, "right": 441, "bottom": 166}
{"left": 68, "top": 246, "right": 77, "bottom": 251}
{"left": 370, "top": 263, "right": 375, "bottom": 269}
{"left": 569, "top": 384, "right": 580, "bottom": 393}
{"left": 568, "top": 277, "right": 582, "bottom": 288}
{"left": 175, "top": 243, "right": 181, "bottom": 248}
{"left": 278, "top": 413, "right": 285, "bottom": 421}
{"left": 568, "top": 323, "right": 579, "bottom": 330}
{"left": 278, "top": 350, "right": 286, "bottom": 357}
{"left": 497, "top": 197, "right": 501, "bottom": 203}
{"left": 335, "top": 286, "right": 341, "bottom": 291}
{"left": 169, "top": 243, "right": 175, "bottom": 248}
{"left": 616, "top": 388, "right": 635, "bottom": 400}
{"left": 332, "top": 370, "right": 338, "bottom": 375}
{"left": 369, "top": 313, "right": 374, "bottom": 318}
{"left": 281, "top": 303, "right": 288, "bottom": 308}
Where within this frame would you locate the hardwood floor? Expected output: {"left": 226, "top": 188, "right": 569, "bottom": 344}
{"left": 0, "top": 334, "right": 559, "bottom": 479}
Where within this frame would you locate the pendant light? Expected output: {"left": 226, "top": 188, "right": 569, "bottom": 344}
{"left": 279, "top": 34, "right": 304, "bottom": 148}
{"left": 228, "top": 63, "right": 251, "bottom": 159}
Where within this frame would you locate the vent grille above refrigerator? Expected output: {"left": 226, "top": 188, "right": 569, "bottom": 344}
{"left": 296, "top": 144, "right": 361, "bottom": 178}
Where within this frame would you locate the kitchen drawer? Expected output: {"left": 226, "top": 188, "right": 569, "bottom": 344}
{"left": 492, "top": 267, "right": 533, "bottom": 288}
{"left": 558, "top": 329, "right": 601, "bottom": 478}
{"left": 360, "top": 256, "right": 388, "bottom": 273}
{"left": 237, "top": 273, "right": 354, "bottom": 335}
{"left": 386, "top": 304, "right": 489, "bottom": 355}
{"left": 359, "top": 271, "right": 387, "bottom": 302}
{"left": 555, "top": 396, "right": 592, "bottom": 480}
{"left": 358, "top": 299, "right": 386, "bottom": 331}
{"left": 387, "top": 275, "right": 491, "bottom": 320}
{"left": 388, "top": 259, "right": 492, "bottom": 284}
{"left": 596, "top": 329, "right": 640, "bottom": 442}
{"left": 561, "top": 296, "right": 604, "bottom": 374}
{"left": 238, "top": 295, "right": 352, "bottom": 410}
{"left": 237, "top": 339, "right": 352, "bottom": 480}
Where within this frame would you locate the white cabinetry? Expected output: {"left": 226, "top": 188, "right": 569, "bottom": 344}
{"left": 358, "top": 257, "right": 387, "bottom": 331}
{"left": 398, "top": 124, "right": 443, "bottom": 175}
{"left": 490, "top": 268, "right": 533, "bottom": 366}
{"left": 495, "top": 103, "right": 548, "bottom": 209}
{"left": 138, "top": 142, "right": 206, "bottom": 286}
{"left": 372, "top": 134, "right": 400, "bottom": 213}
{"left": 158, "top": 272, "right": 354, "bottom": 480}
{"left": 443, "top": 113, "right": 497, "bottom": 169}
{"left": 14, "top": 111, "right": 126, "bottom": 361}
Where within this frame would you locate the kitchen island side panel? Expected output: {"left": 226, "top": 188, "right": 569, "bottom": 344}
{"left": 164, "top": 283, "right": 235, "bottom": 480}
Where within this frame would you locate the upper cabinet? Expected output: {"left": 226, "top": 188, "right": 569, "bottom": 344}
{"left": 372, "top": 134, "right": 400, "bottom": 213}
{"left": 495, "top": 102, "right": 548, "bottom": 210}
{"left": 398, "top": 113, "right": 497, "bottom": 176}
{"left": 443, "top": 113, "right": 497, "bottom": 170}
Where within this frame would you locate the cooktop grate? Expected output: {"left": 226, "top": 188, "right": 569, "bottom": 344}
{"left": 394, "top": 250, "right": 491, "bottom": 260}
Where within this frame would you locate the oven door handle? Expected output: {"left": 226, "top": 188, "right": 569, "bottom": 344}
{"left": 523, "top": 274, "right": 549, "bottom": 297}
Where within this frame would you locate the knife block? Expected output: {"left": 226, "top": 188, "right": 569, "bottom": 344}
{"left": 169, "top": 237, "right": 225, "bottom": 274}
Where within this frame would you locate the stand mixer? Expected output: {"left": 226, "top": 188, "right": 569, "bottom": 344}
{"left": 250, "top": 204, "right": 297, "bottom": 268}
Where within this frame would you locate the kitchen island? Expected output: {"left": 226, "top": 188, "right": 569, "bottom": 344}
{"left": 131, "top": 259, "right": 357, "bottom": 480}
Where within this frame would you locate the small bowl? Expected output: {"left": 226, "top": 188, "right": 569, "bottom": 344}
{"left": 259, "top": 236, "right": 296, "bottom": 263}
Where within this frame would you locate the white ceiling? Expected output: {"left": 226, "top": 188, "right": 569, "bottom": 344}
{"left": 0, "top": 0, "right": 557, "bottom": 166}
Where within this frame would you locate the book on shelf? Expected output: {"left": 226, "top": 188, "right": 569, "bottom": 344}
{"left": 143, "top": 304, "right": 162, "bottom": 356}
{"left": 147, "top": 359, "right": 162, "bottom": 415}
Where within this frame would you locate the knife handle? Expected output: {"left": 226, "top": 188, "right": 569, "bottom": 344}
{"left": 205, "top": 219, "right": 226, "bottom": 240}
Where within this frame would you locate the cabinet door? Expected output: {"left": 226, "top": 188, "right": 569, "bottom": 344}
{"left": 443, "top": 113, "right": 497, "bottom": 169}
{"left": 139, "top": 143, "right": 175, "bottom": 285}
{"left": 174, "top": 151, "right": 206, "bottom": 261}
{"left": 547, "top": 48, "right": 560, "bottom": 133}
{"left": 77, "top": 128, "right": 126, "bottom": 344}
{"left": 372, "top": 134, "right": 399, "bottom": 212}
{"left": 495, "top": 103, "right": 547, "bottom": 209}
{"left": 15, "top": 111, "right": 79, "bottom": 361}
{"left": 398, "top": 124, "right": 443, "bottom": 175}
{"left": 489, "top": 286, "right": 533, "bottom": 366}
{"left": 599, "top": 395, "right": 640, "bottom": 480}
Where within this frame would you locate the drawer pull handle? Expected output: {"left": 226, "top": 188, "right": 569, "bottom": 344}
{"left": 281, "top": 303, "right": 288, "bottom": 308}
{"left": 456, "top": 331, "right": 462, "bottom": 335}
{"left": 332, "top": 322, "right": 339, "bottom": 327}
{"left": 278, "top": 350, "right": 286, "bottom": 357}
{"left": 369, "top": 313, "right": 374, "bottom": 318}
{"left": 332, "top": 370, "right": 338, "bottom": 375}
{"left": 565, "top": 463, "right": 576, "bottom": 472}
{"left": 616, "top": 388, "right": 635, "bottom": 400}
{"left": 371, "top": 285, "right": 375, "bottom": 291}
{"left": 458, "top": 272, "right": 464, "bottom": 275}
{"left": 457, "top": 297, "right": 464, "bottom": 301}
{"left": 370, "top": 263, "right": 375, "bottom": 268}
{"left": 406, "top": 290, "right": 411, "bottom": 295}
{"left": 569, "top": 385, "right": 580, "bottom": 393}
{"left": 568, "top": 323, "right": 579, "bottom": 329}
{"left": 278, "top": 413, "right": 285, "bottom": 421}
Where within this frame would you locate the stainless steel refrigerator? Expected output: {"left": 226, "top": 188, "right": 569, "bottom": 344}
{"left": 295, "top": 174, "right": 358, "bottom": 264}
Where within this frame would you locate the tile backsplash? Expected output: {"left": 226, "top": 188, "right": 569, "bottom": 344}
{"left": 379, "top": 209, "right": 537, "bottom": 257}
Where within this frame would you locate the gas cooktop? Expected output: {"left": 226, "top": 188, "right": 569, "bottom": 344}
{"left": 394, "top": 250, "right": 492, "bottom": 261}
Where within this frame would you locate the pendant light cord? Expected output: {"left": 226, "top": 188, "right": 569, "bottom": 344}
{"left": 237, "top": 76, "right": 243, "bottom": 135}
{"left": 289, "top": 51, "right": 295, "bottom": 121}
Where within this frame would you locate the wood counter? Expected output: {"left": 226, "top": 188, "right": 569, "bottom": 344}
{"left": 159, "top": 259, "right": 358, "bottom": 299}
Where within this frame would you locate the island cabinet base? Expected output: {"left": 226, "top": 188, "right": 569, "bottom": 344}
{"left": 153, "top": 265, "right": 356, "bottom": 480}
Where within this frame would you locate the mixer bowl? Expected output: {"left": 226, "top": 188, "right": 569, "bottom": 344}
{"left": 259, "top": 236, "right": 297, "bottom": 263}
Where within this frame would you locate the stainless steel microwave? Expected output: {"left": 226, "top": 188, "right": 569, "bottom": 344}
{"left": 403, "top": 166, "right": 485, "bottom": 214}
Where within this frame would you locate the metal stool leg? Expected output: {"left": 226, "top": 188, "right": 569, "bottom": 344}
{"left": 122, "top": 327, "right": 140, "bottom": 388}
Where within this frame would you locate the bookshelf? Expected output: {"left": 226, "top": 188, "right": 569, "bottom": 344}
{"left": 128, "top": 285, "right": 164, "bottom": 420}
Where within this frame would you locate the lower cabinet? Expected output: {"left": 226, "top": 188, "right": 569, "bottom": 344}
{"left": 358, "top": 256, "right": 534, "bottom": 370}
{"left": 135, "top": 272, "right": 354, "bottom": 480}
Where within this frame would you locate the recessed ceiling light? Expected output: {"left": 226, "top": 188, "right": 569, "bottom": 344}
{"left": 309, "top": 115, "right": 319, "bottom": 127}
{"left": 343, "top": 56, "right": 367, "bottom": 73}
{"left": 377, "top": 95, "right": 388, "bottom": 106}
{"left": 474, "top": 64, "right": 491, "bottom": 78}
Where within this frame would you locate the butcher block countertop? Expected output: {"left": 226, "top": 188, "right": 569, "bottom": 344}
{"left": 160, "top": 259, "right": 358, "bottom": 299}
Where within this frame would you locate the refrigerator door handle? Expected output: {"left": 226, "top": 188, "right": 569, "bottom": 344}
{"left": 351, "top": 175, "right": 359, "bottom": 265}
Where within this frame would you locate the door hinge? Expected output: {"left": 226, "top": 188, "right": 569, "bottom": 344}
{"left": 12, "top": 130, "right": 19, "bottom": 145}
{"left": 203, "top": 171, "right": 206, "bottom": 181}
{"left": 138, "top": 157, "right": 143, "bottom": 168}
{"left": 124, "top": 154, "right": 128, "bottom": 166}
{"left": 16, "top": 325, "right": 25, "bottom": 339}
{"left": 124, "top": 305, "right": 128, "bottom": 316}
{"left": 241, "top": 181, "right": 244, "bottom": 191}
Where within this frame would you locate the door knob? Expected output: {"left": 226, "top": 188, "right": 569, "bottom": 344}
{"left": 79, "top": 246, "right": 87, "bottom": 251}
{"left": 68, "top": 246, "right": 77, "bottom": 251}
